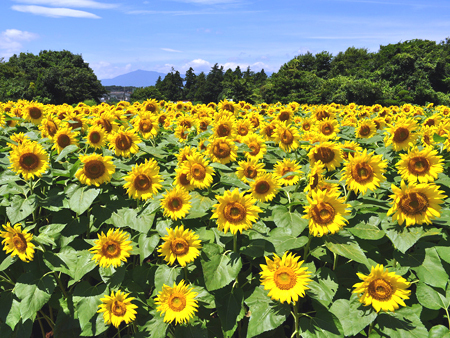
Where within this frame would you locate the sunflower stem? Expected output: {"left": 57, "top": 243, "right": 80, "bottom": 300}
{"left": 332, "top": 252, "right": 338, "bottom": 271}
{"left": 368, "top": 320, "right": 375, "bottom": 337}
{"left": 303, "top": 234, "right": 312, "bottom": 260}
{"left": 292, "top": 302, "right": 301, "bottom": 338}
{"left": 445, "top": 308, "right": 450, "bottom": 331}
{"left": 54, "top": 272, "right": 68, "bottom": 299}
{"left": 184, "top": 266, "right": 189, "bottom": 281}
{"left": 0, "top": 274, "right": 15, "bottom": 286}
{"left": 39, "top": 310, "right": 55, "bottom": 329}
{"left": 37, "top": 315, "right": 46, "bottom": 338}
{"left": 233, "top": 233, "right": 239, "bottom": 254}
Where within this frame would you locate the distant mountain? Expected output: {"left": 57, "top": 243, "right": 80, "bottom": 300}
{"left": 101, "top": 69, "right": 166, "bottom": 87}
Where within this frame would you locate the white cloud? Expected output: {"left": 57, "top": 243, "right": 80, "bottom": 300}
{"left": 90, "top": 61, "right": 133, "bottom": 79}
{"left": 161, "top": 48, "right": 183, "bottom": 53}
{"left": 12, "top": 0, "right": 118, "bottom": 9}
{"left": 173, "top": 0, "right": 238, "bottom": 4}
{"left": 0, "top": 29, "right": 39, "bottom": 58}
{"left": 180, "top": 59, "right": 212, "bottom": 73}
{"left": 11, "top": 5, "right": 101, "bottom": 18}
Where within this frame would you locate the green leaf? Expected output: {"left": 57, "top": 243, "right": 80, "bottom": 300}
{"left": 69, "top": 186, "right": 100, "bottom": 215}
{"left": 272, "top": 205, "right": 308, "bottom": 237}
{"left": 219, "top": 173, "right": 250, "bottom": 190}
{"left": 55, "top": 144, "right": 78, "bottom": 162}
{"left": 109, "top": 208, "right": 155, "bottom": 233}
{"left": 99, "top": 265, "right": 126, "bottom": 289}
{"left": 381, "top": 222, "right": 423, "bottom": 253}
{"left": 245, "top": 286, "right": 290, "bottom": 338}
{"left": 0, "top": 292, "right": 21, "bottom": 331}
{"left": 201, "top": 251, "right": 242, "bottom": 291}
{"left": 214, "top": 284, "right": 245, "bottom": 337}
{"left": 329, "top": 295, "right": 377, "bottom": 337}
{"left": 73, "top": 281, "right": 109, "bottom": 337}
{"left": 139, "top": 144, "right": 167, "bottom": 159}
{"left": 413, "top": 247, "right": 448, "bottom": 289}
{"left": 348, "top": 217, "right": 385, "bottom": 240}
{"left": 6, "top": 194, "right": 37, "bottom": 224}
{"left": 372, "top": 308, "right": 428, "bottom": 338}
{"left": 268, "top": 229, "right": 309, "bottom": 254}
{"left": 139, "top": 311, "right": 169, "bottom": 338}
{"left": 210, "top": 162, "right": 232, "bottom": 171}
{"left": 138, "top": 233, "right": 160, "bottom": 265}
{"left": 14, "top": 271, "right": 56, "bottom": 321}
{"left": 185, "top": 192, "right": 215, "bottom": 219}
{"left": 324, "top": 234, "right": 371, "bottom": 268}
{"left": 173, "top": 324, "right": 209, "bottom": 338}
{"left": 0, "top": 254, "right": 17, "bottom": 272}
{"left": 416, "top": 282, "right": 449, "bottom": 310}
{"left": 429, "top": 325, "right": 450, "bottom": 338}
{"left": 154, "top": 264, "right": 182, "bottom": 293}
{"left": 35, "top": 223, "right": 67, "bottom": 247}
{"left": 306, "top": 268, "right": 338, "bottom": 307}
{"left": 299, "top": 303, "right": 344, "bottom": 338}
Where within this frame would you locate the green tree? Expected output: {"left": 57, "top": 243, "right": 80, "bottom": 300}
{"left": 130, "top": 86, "right": 166, "bottom": 102}
{"left": 204, "top": 63, "right": 224, "bottom": 103}
{"left": 157, "top": 68, "right": 184, "bottom": 101}
{"left": 194, "top": 72, "right": 208, "bottom": 103}
{"left": 183, "top": 67, "right": 197, "bottom": 101}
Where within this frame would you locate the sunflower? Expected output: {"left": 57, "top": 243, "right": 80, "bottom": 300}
{"left": 208, "top": 137, "right": 237, "bottom": 164}
{"left": 8, "top": 132, "right": 30, "bottom": 149}
{"left": 308, "top": 141, "right": 343, "bottom": 171}
{"left": 242, "top": 133, "right": 267, "bottom": 161}
{"left": 64, "top": 110, "right": 87, "bottom": 132}
{"left": 274, "top": 158, "right": 302, "bottom": 186}
{"left": 22, "top": 102, "right": 45, "bottom": 124}
{"left": 355, "top": 120, "right": 377, "bottom": 139}
{"left": 155, "top": 280, "right": 198, "bottom": 325}
{"left": 234, "top": 118, "right": 253, "bottom": 141}
{"left": 340, "top": 149, "right": 387, "bottom": 195}
{"left": 352, "top": 264, "right": 411, "bottom": 313}
{"left": 274, "top": 122, "right": 300, "bottom": 153}
{"left": 213, "top": 117, "right": 236, "bottom": 139}
{"left": 276, "top": 107, "right": 294, "bottom": 124}
{"left": 0, "top": 223, "right": 35, "bottom": 262}
{"left": 260, "top": 121, "right": 278, "bottom": 141}
{"left": 93, "top": 112, "right": 120, "bottom": 134}
{"left": 297, "top": 116, "right": 314, "bottom": 132}
{"left": 174, "top": 167, "right": 195, "bottom": 191}
{"left": 75, "top": 153, "right": 115, "bottom": 187}
{"left": 51, "top": 127, "right": 79, "bottom": 154}
{"left": 182, "top": 153, "right": 215, "bottom": 190}
{"left": 9, "top": 141, "right": 49, "bottom": 180}
{"left": 196, "top": 116, "right": 212, "bottom": 134}
{"left": 123, "top": 159, "right": 163, "bottom": 200}
{"left": 90, "top": 228, "right": 133, "bottom": 268}
{"left": 304, "top": 160, "right": 326, "bottom": 193}
{"left": 235, "top": 158, "right": 265, "bottom": 183}
{"left": 142, "top": 99, "right": 160, "bottom": 113}
{"left": 218, "top": 99, "right": 239, "bottom": 114}
{"left": 85, "top": 125, "right": 108, "bottom": 149}
{"left": 174, "top": 125, "right": 191, "bottom": 143}
{"left": 396, "top": 147, "right": 443, "bottom": 184}
{"left": 384, "top": 118, "right": 418, "bottom": 151}
{"left": 211, "top": 188, "right": 262, "bottom": 235}
{"left": 315, "top": 118, "right": 340, "bottom": 140}
{"left": 249, "top": 172, "right": 281, "bottom": 202}
{"left": 132, "top": 113, "right": 159, "bottom": 139}
{"left": 259, "top": 252, "right": 311, "bottom": 304}
{"left": 419, "top": 125, "right": 437, "bottom": 147}
{"left": 303, "top": 189, "right": 351, "bottom": 237}
{"left": 158, "top": 225, "right": 201, "bottom": 267}
{"left": 98, "top": 290, "right": 138, "bottom": 328}
{"left": 39, "top": 115, "right": 60, "bottom": 138}
{"left": 387, "top": 180, "right": 446, "bottom": 227}
{"left": 108, "top": 128, "right": 141, "bottom": 158}
{"left": 340, "top": 140, "right": 363, "bottom": 161}
{"left": 161, "top": 187, "right": 192, "bottom": 220}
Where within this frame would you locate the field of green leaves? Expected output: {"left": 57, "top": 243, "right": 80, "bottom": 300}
{"left": 1, "top": 99, "right": 450, "bottom": 338}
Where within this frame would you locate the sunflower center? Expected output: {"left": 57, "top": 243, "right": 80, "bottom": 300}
{"left": 408, "top": 157, "right": 430, "bottom": 175}
{"left": 359, "top": 125, "right": 371, "bottom": 137}
{"left": 69, "top": 117, "right": 82, "bottom": 130}
{"left": 158, "top": 114, "right": 167, "bottom": 125}
{"left": 310, "top": 173, "right": 319, "bottom": 190}
{"left": 321, "top": 124, "right": 333, "bottom": 135}
{"left": 29, "top": 107, "right": 42, "bottom": 120}
{"left": 256, "top": 180, "right": 271, "bottom": 194}
{"left": 279, "top": 111, "right": 290, "bottom": 121}
{"left": 316, "top": 110, "right": 329, "bottom": 121}
{"left": 351, "top": 162, "right": 374, "bottom": 183}
{"left": 12, "top": 233, "right": 27, "bottom": 252}
{"left": 179, "top": 173, "right": 191, "bottom": 186}
{"left": 274, "top": 267, "right": 297, "bottom": 290}
{"left": 47, "top": 121, "right": 58, "bottom": 136}
{"left": 368, "top": 278, "right": 393, "bottom": 301}
{"left": 265, "top": 125, "right": 275, "bottom": 137}
{"left": 134, "top": 174, "right": 152, "bottom": 191}
{"left": 200, "top": 121, "right": 208, "bottom": 131}
{"left": 223, "top": 103, "right": 234, "bottom": 112}
{"left": 244, "top": 165, "right": 258, "bottom": 179}
{"left": 168, "top": 293, "right": 187, "bottom": 312}
{"left": 99, "top": 118, "right": 112, "bottom": 133}
{"left": 139, "top": 120, "right": 153, "bottom": 133}
{"left": 170, "top": 238, "right": 189, "bottom": 255}
{"left": 115, "top": 134, "right": 133, "bottom": 151}
{"left": 251, "top": 117, "right": 260, "bottom": 128}
{"left": 111, "top": 300, "right": 127, "bottom": 317}
{"left": 248, "top": 142, "right": 260, "bottom": 156}
{"left": 213, "top": 142, "right": 231, "bottom": 159}
{"left": 217, "top": 124, "right": 231, "bottom": 137}
{"left": 191, "top": 163, "right": 206, "bottom": 180}
{"left": 311, "top": 202, "right": 335, "bottom": 224}
{"left": 89, "top": 131, "right": 101, "bottom": 144}
{"left": 314, "top": 147, "right": 335, "bottom": 164}
{"left": 20, "top": 153, "right": 40, "bottom": 170}
{"left": 57, "top": 134, "right": 71, "bottom": 148}
{"left": 281, "top": 167, "right": 294, "bottom": 180}
{"left": 101, "top": 240, "right": 121, "bottom": 258}
{"left": 281, "top": 130, "right": 294, "bottom": 145}
{"left": 393, "top": 127, "right": 410, "bottom": 143}
{"left": 168, "top": 197, "right": 183, "bottom": 211}
{"left": 84, "top": 160, "right": 106, "bottom": 179}
{"left": 145, "top": 103, "right": 157, "bottom": 112}
{"left": 303, "top": 122, "right": 311, "bottom": 131}
{"left": 399, "top": 192, "right": 429, "bottom": 215}
{"left": 238, "top": 126, "right": 249, "bottom": 136}
{"left": 223, "top": 202, "right": 246, "bottom": 223}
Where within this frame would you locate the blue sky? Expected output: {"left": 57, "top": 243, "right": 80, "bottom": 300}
{"left": 1, "top": 0, "right": 449, "bottom": 80}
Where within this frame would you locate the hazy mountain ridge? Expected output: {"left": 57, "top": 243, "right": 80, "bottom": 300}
{"left": 101, "top": 69, "right": 166, "bottom": 87}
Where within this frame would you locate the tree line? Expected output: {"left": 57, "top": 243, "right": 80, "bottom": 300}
{"left": 1, "top": 39, "right": 450, "bottom": 106}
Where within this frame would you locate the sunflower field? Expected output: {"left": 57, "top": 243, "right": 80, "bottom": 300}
{"left": 1, "top": 99, "right": 450, "bottom": 338}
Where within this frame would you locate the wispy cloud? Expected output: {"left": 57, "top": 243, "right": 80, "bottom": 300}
{"left": 12, "top": 0, "right": 118, "bottom": 9}
{"left": 11, "top": 5, "right": 101, "bottom": 18}
{"left": 161, "top": 48, "right": 183, "bottom": 53}
{"left": 170, "top": 0, "right": 239, "bottom": 4}
{"left": 0, "top": 29, "right": 39, "bottom": 58}
{"left": 128, "top": 9, "right": 213, "bottom": 15}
